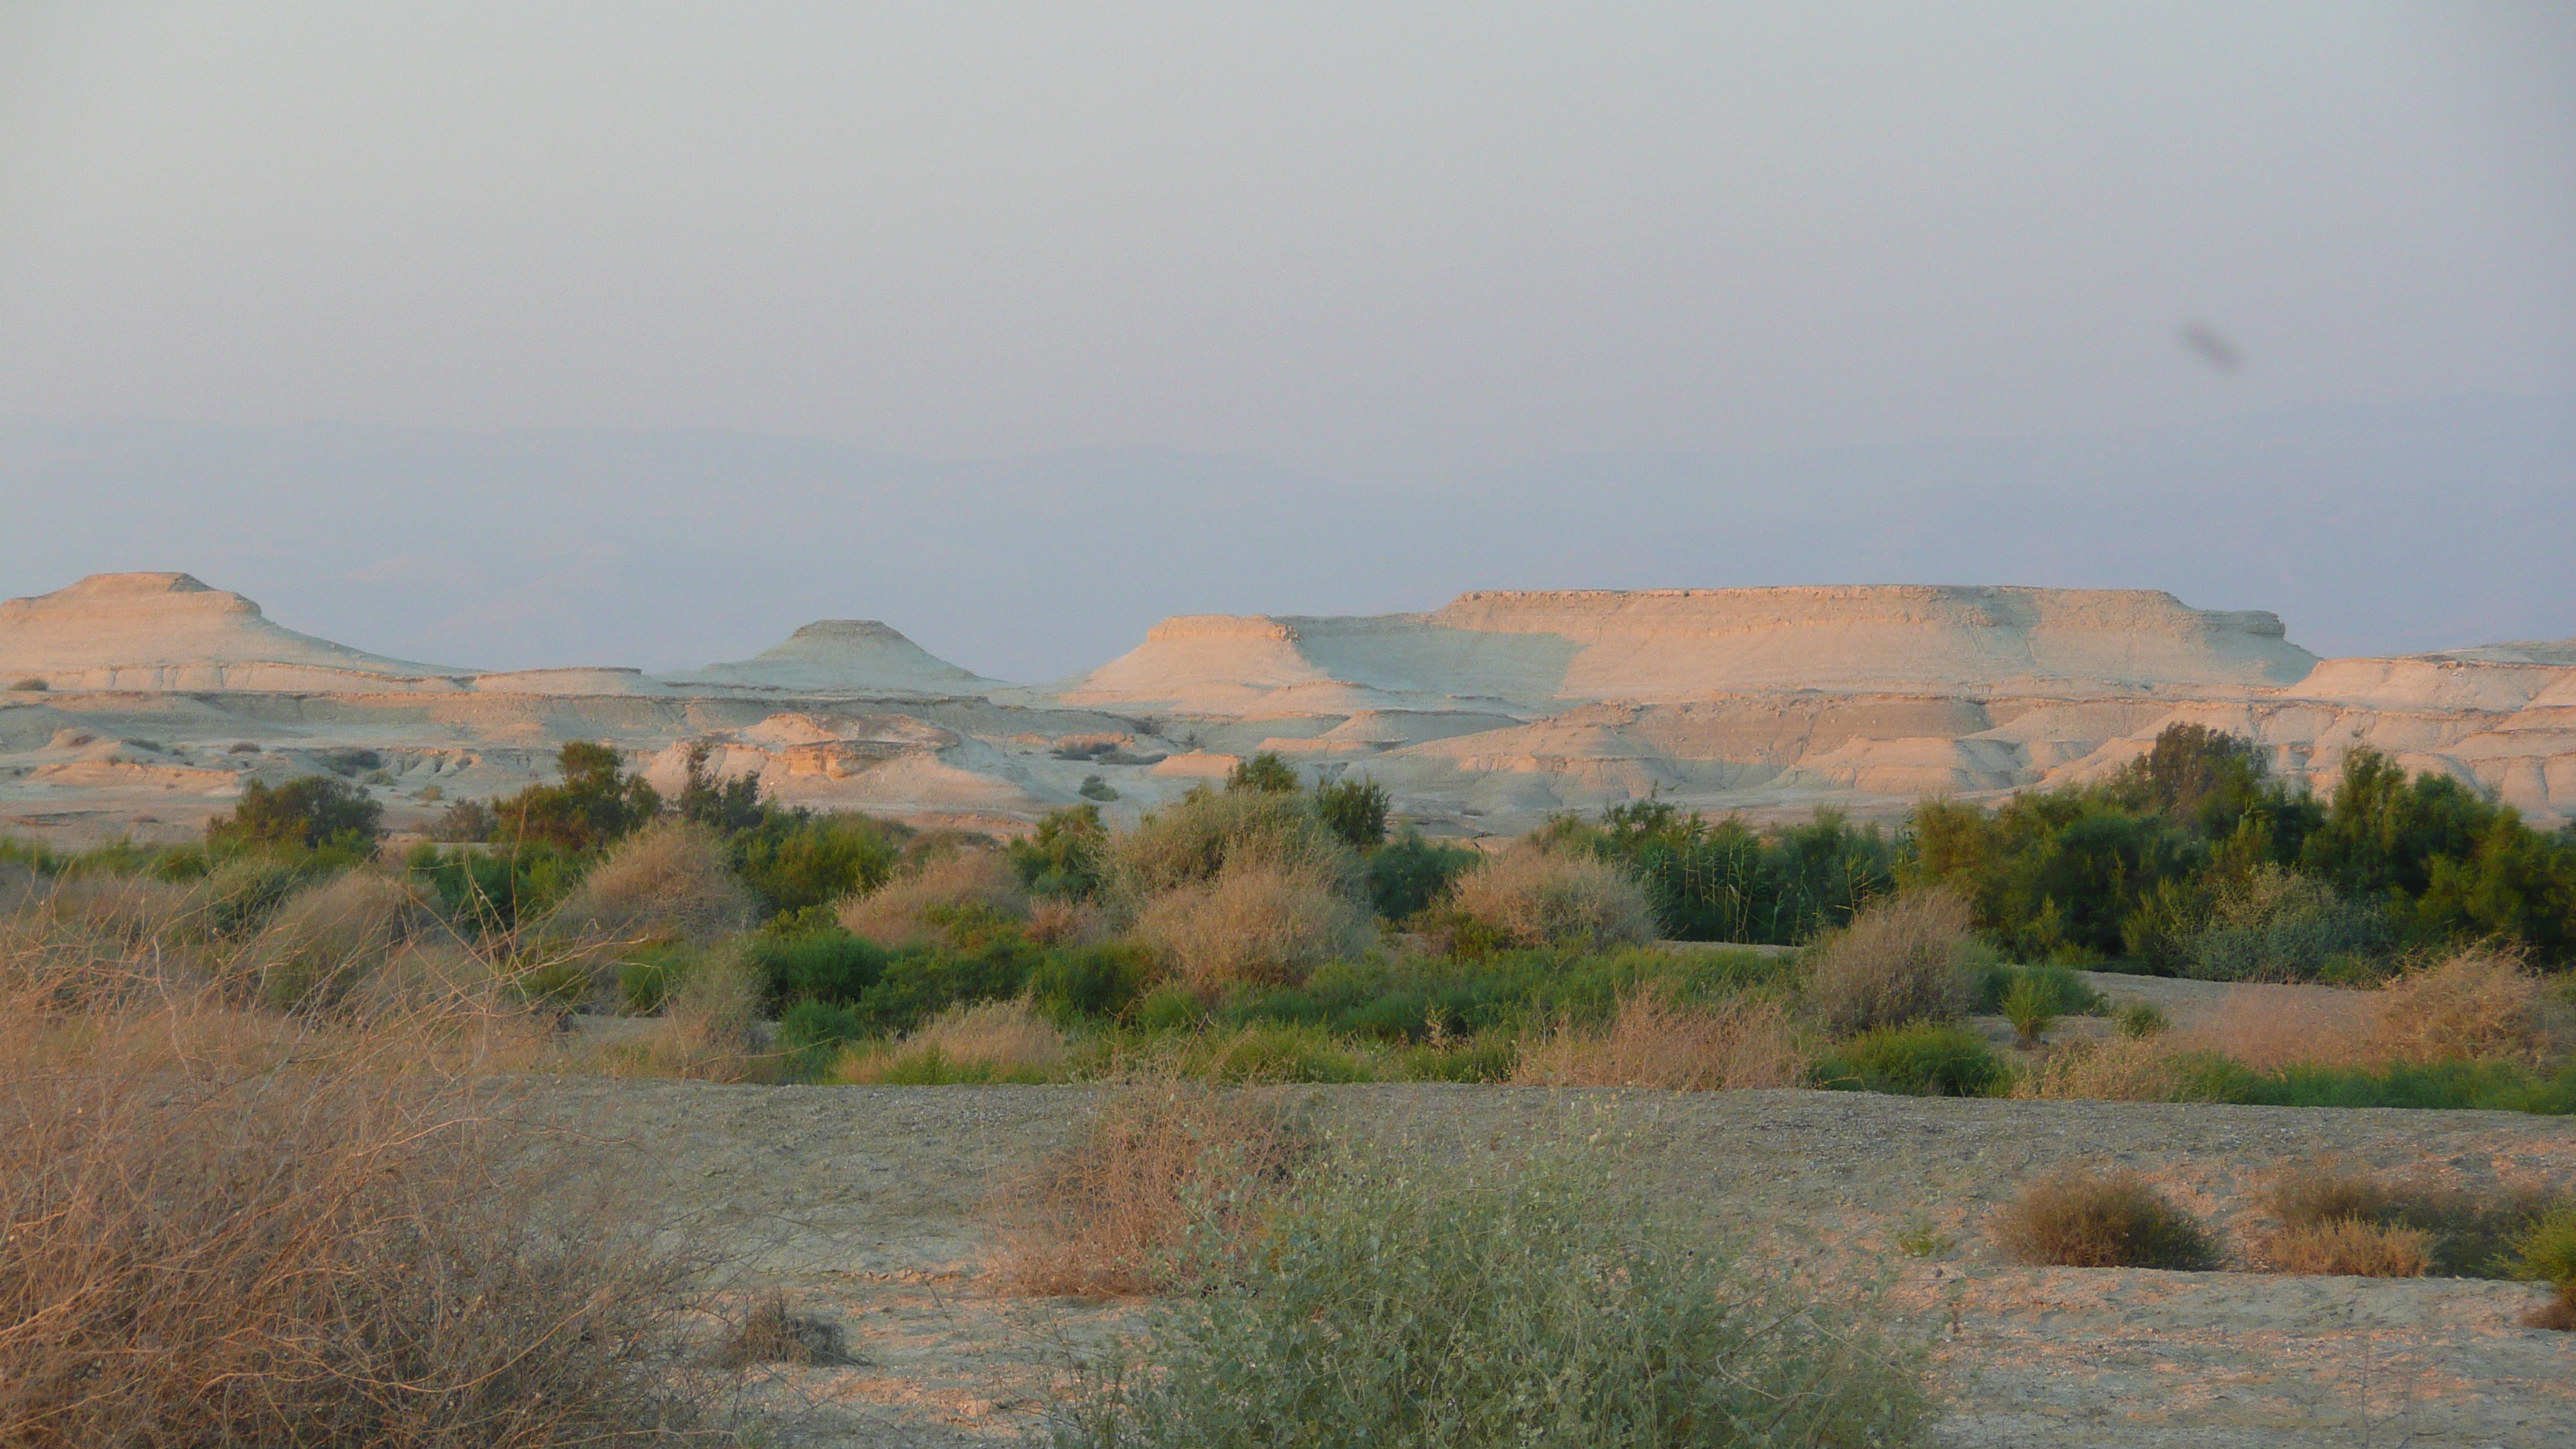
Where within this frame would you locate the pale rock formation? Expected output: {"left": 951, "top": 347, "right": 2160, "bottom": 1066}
{"left": 1053, "top": 587, "right": 2318, "bottom": 714}
{"left": 0, "top": 573, "right": 472, "bottom": 693}
{"left": 661, "top": 620, "right": 1002, "bottom": 696}
{"left": 2, "top": 576, "right": 2568, "bottom": 841}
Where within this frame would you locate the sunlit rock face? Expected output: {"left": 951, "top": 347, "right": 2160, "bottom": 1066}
{"left": 2, "top": 576, "right": 2567, "bottom": 844}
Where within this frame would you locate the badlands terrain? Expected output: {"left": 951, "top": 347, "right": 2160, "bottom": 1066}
{"left": 2, "top": 570, "right": 2572, "bottom": 844}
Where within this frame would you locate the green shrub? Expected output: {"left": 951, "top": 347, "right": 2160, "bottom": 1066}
{"left": 2001, "top": 976, "right": 2058, "bottom": 1044}
{"left": 742, "top": 927, "right": 889, "bottom": 1006}
{"left": 1313, "top": 776, "right": 1389, "bottom": 851}
{"left": 1029, "top": 941, "right": 1157, "bottom": 1023}
{"left": 779, "top": 999, "right": 867, "bottom": 1057}
{"left": 2185, "top": 864, "right": 2393, "bottom": 982}
{"left": 1008, "top": 804, "right": 1108, "bottom": 900}
{"left": 2116, "top": 1000, "right": 2170, "bottom": 1039}
{"left": 509, "top": 954, "right": 594, "bottom": 1012}
{"left": 1078, "top": 774, "right": 1118, "bottom": 803}
{"left": 1099, "top": 789, "right": 1361, "bottom": 903}
{"left": 1816, "top": 1023, "right": 2009, "bottom": 1097}
{"left": 727, "top": 808, "right": 903, "bottom": 914}
{"left": 1153, "top": 1023, "right": 1376, "bottom": 1083}
{"left": 2511, "top": 1209, "right": 2576, "bottom": 1290}
{"left": 853, "top": 937, "right": 1043, "bottom": 1036}
{"left": 1225, "top": 751, "right": 1300, "bottom": 794}
{"left": 206, "top": 776, "right": 384, "bottom": 852}
{"left": 1969, "top": 962, "right": 2102, "bottom": 1016}
{"left": 1364, "top": 830, "right": 1481, "bottom": 921}
{"left": 194, "top": 856, "right": 328, "bottom": 937}
{"left": 2239, "top": 1058, "right": 2576, "bottom": 1114}
{"left": 404, "top": 842, "right": 577, "bottom": 935}
{"left": 1131, "top": 985, "right": 1204, "bottom": 1032}
{"left": 615, "top": 942, "right": 702, "bottom": 1015}
{"left": 480, "top": 742, "right": 660, "bottom": 854}
{"left": 1051, "top": 1139, "right": 1931, "bottom": 1448}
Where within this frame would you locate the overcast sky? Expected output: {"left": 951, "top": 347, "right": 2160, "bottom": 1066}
{"left": 2, "top": 3, "right": 2571, "bottom": 672}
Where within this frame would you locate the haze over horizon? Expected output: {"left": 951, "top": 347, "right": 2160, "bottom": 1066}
{"left": 3, "top": 4, "right": 2571, "bottom": 677}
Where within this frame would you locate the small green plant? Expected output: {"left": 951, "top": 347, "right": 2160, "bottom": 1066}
{"left": 742, "top": 927, "right": 889, "bottom": 1006}
{"left": 2002, "top": 975, "right": 2058, "bottom": 1044}
{"left": 2116, "top": 1000, "right": 2170, "bottom": 1039}
{"left": 1816, "top": 1023, "right": 2009, "bottom": 1097}
{"left": 1992, "top": 1166, "right": 2218, "bottom": 1269}
{"left": 1896, "top": 1218, "right": 1954, "bottom": 1259}
{"left": 1049, "top": 1137, "right": 1933, "bottom": 1447}
{"left": 7, "top": 677, "right": 46, "bottom": 691}
{"left": 778, "top": 999, "right": 867, "bottom": 1058}
{"left": 2510, "top": 1208, "right": 2576, "bottom": 1326}
{"left": 615, "top": 942, "right": 701, "bottom": 1015}
{"left": 1078, "top": 773, "right": 1119, "bottom": 802}
{"left": 416, "top": 783, "right": 444, "bottom": 802}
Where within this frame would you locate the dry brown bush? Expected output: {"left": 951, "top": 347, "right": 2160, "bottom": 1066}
{"left": 1097, "top": 789, "right": 1360, "bottom": 905}
{"left": 1442, "top": 846, "right": 1656, "bottom": 953}
{"left": 837, "top": 849, "right": 1028, "bottom": 947}
{"left": 2011, "top": 1037, "right": 2228, "bottom": 1103}
{"left": 2263, "top": 1218, "right": 2431, "bottom": 1277}
{"left": 594, "top": 953, "right": 781, "bottom": 1083}
{"left": 1801, "top": 889, "right": 1975, "bottom": 1035}
{"left": 713, "top": 1291, "right": 851, "bottom": 1368}
{"left": 2167, "top": 983, "right": 2379, "bottom": 1070}
{"left": 1510, "top": 987, "right": 1807, "bottom": 1090}
{"left": 245, "top": 868, "right": 430, "bottom": 1011}
{"left": 1026, "top": 896, "right": 1110, "bottom": 947}
{"left": 1130, "top": 862, "right": 1373, "bottom": 994}
{"left": 0, "top": 941, "right": 714, "bottom": 1446}
{"left": 549, "top": 821, "right": 752, "bottom": 945}
{"left": 2371, "top": 947, "right": 2567, "bottom": 1067}
{"left": 1991, "top": 1166, "right": 2218, "bottom": 1269}
{"left": 993, "top": 1077, "right": 1307, "bottom": 1298}
{"left": 835, "top": 997, "right": 1068, "bottom": 1083}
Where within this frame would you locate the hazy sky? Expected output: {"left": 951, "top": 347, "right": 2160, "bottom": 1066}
{"left": 3, "top": 2, "right": 2571, "bottom": 483}
{"left": 1, "top": 5, "right": 2571, "bottom": 677}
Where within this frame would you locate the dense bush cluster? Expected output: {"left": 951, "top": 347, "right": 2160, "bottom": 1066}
{"left": 1909, "top": 726, "right": 2576, "bottom": 970}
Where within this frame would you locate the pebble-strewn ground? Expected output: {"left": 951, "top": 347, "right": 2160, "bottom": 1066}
{"left": 517, "top": 1080, "right": 2574, "bottom": 1448}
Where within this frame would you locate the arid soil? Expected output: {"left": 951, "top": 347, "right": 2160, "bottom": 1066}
{"left": 516, "top": 1079, "right": 2575, "bottom": 1448}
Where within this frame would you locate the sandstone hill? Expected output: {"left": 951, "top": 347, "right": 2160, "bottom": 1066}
{"left": 1052, "top": 587, "right": 2321, "bottom": 714}
{"left": 0, "top": 573, "right": 472, "bottom": 693}
{"left": 2, "top": 575, "right": 2568, "bottom": 843}
{"left": 661, "top": 620, "right": 1002, "bottom": 696}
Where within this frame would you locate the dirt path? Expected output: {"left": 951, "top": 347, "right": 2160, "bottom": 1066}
{"left": 515, "top": 1081, "right": 2575, "bottom": 1447}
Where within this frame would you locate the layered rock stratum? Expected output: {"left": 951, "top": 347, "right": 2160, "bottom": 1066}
{"left": 2, "top": 573, "right": 2569, "bottom": 843}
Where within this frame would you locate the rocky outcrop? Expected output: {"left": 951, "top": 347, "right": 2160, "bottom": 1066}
{"left": 1, "top": 576, "right": 2566, "bottom": 841}
{"left": 660, "top": 620, "right": 1001, "bottom": 696}
{"left": 1053, "top": 587, "right": 2320, "bottom": 713}
{"left": 0, "top": 573, "right": 473, "bottom": 693}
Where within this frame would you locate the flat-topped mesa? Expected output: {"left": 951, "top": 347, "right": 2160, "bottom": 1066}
{"left": 0, "top": 572, "right": 474, "bottom": 693}
{"left": 1055, "top": 586, "right": 2322, "bottom": 715}
{"left": 661, "top": 618, "right": 1005, "bottom": 696}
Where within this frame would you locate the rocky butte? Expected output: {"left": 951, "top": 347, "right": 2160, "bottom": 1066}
{"left": 2, "top": 574, "right": 2569, "bottom": 844}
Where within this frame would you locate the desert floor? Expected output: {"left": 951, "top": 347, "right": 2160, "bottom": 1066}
{"left": 518, "top": 1073, "right": 2574, "bottom": 1449}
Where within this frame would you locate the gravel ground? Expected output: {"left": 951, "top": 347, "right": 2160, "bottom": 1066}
{"left": 513, "top": 1081, "right": 2575, "bottom": 1448}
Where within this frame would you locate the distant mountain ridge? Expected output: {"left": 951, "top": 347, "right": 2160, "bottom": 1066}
{"left": 3, "top": 572, "right": 2570, "bottom": 842}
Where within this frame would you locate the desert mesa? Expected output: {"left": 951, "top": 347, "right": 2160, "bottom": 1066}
{"left": 2, "top": 570, "right": 2571, "bottom": 844}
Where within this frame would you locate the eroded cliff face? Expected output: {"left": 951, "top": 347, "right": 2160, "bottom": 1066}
{"left": 1050, "top": 587, "right": 2321, "bottom": 714}
{"left": 1, "top": 577, "right": 2567, "bottom": 843}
